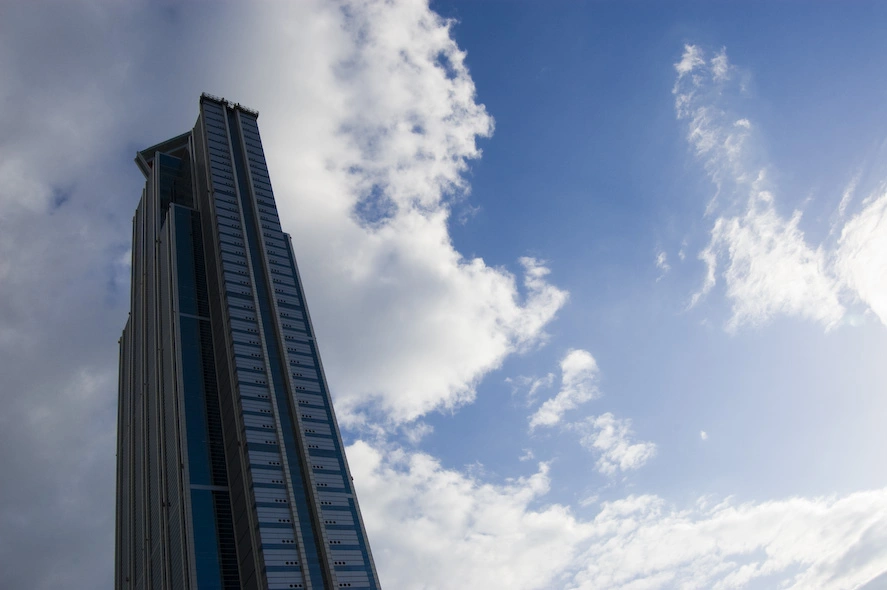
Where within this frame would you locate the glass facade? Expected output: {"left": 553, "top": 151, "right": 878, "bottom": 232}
{"left": 116, "top": 95, "right": 381, "bottom": 590}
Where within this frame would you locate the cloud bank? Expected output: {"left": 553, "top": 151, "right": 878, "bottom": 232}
{"left": 351, "top": 440, "right": 887, "bottom": 589}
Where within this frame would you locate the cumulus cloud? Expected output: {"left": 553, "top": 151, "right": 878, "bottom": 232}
{"left": 350, "top": 439, "right": 887, "bottom": 589}
{"left": 349, "top": 441, "right": 591, "bottom": 589}
{"left": 402, "top": 421, "right": 434, "bottom": 445}
{"left": 0, "top": 4, "right": 155, "bottom": 587}
{"left": 0, "top": 365, "right": 117, "bottom": 589}
{"left": 700, "top": 430, "right": 709, "bottom": 440}
{"left": 571, "top": 413, "right": 657, "bottom": 475}
{"left": 526, "top": 354, "right": 655, "bottom": 476}
{"left": 529, "top": 349, "right": 600, "bottom": 430}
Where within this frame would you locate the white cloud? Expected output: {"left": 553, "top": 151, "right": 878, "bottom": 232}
{"left": 675, "top": 44, "right": 706, "bottom": 77}
{"left": 572, "top": 413, "right": 657, "bottom": 475}
{"left": 701, "top": 181, "right": 845, "bottom": 331}
{"left": 836, "top": 173, "right": 859, "bottom": 220}
{"left": 349, "top": 441, "right": 592, "bottom": 589}
{"left": 350, "top": 439, "right": 887, "bottom": 590}
{"left": 674, "top": 45, "right": 854, "bottom": 331}
{"left": 402, "top": 421, "right": 434, "bottom": 445}
{"left": 526, "top": 356, "right": 656, "bottom": 475}
{"left": 529, "top": 349, "right": 600, "bottom": 430}
{"left": 700, "top": 430, "right": 709, "bottom": 440}
{"left": 710, "top": 48, "right": 731, "bottom": 82}
{"left": 655, "top": 250, "right": 670, "bottom": 281}
{"left": 509, "top": 372, "right": 557, "bottom": 407}
{"left": 571, "top": 490, "right": 887, "bottom": 590}
{"left": 834, "top": 190, "right": 887, "bottom": 325}
{"left": 579, "top": 494, "right": 600, "bottom": 507}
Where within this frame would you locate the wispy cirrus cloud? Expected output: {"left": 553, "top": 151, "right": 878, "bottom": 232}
{"left": 655, "top": 250, "right": 670, "bottom": 281}
{"left": 673, "top": 44, "right": 887, "bottom": 331}
{"left": 508, "top": 372, "right": 556, "bottom": 407}
{"left": 834, "top": 190, "right": 887, "bottom": 325}
{"left": 699, "top": 175, "right": 845, "bottom": 331}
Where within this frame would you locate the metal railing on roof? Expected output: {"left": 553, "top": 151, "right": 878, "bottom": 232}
{"left": 200, "top": 92, "right": 259, "bottom": 117}
{"left": 201, "top": 92, "right": 226, "bottom": 104}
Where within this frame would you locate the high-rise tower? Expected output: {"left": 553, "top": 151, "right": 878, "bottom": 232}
{"left": 116, "top": 94, "right": 380, "bottom": 590}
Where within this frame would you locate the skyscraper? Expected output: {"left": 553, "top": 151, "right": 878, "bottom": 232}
{"left": 116, "top": 94, "right": 381, "bottom": 590}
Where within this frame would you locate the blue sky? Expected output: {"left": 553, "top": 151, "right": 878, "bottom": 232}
{"left": 1, "top": 1, "right": 887, "bottom": 588}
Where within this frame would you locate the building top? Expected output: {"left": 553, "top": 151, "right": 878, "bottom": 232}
{"left": 200, "top": 92, "right": 259, "bottom": 117}
{"left": 134, "top": 94, "right": 260, "bottom": 179}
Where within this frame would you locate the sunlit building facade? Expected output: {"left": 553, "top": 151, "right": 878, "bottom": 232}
{"left": 116, "top": 94, "right": 380, "bottom": 590}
